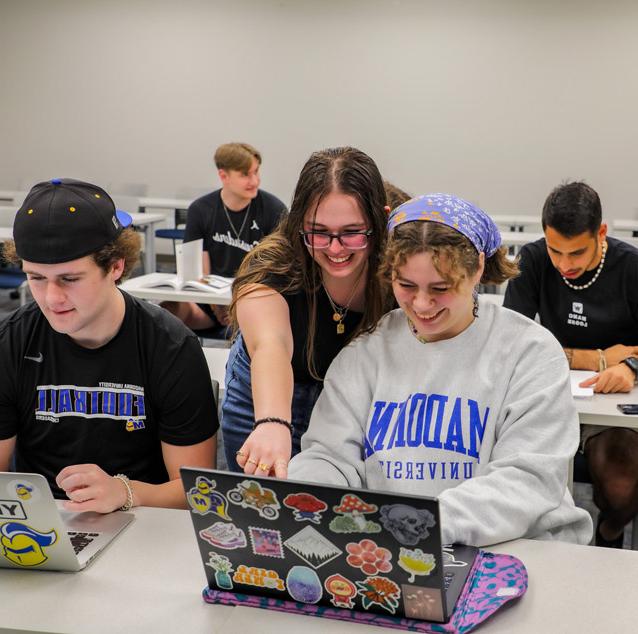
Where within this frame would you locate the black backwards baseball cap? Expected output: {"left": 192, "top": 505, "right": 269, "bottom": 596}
{"left": 13, "top": 178, "right": 133, "bottom": 264}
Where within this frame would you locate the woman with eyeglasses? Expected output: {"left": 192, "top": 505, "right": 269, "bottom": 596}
{"left": 220, "top": 147, "right": 394, "bottom": 477}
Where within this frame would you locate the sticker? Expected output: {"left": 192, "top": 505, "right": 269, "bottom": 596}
{"left": 233, "top": 565, "right": 285, "bottom": 591}
{"left": 199, "top": 522, "right": 246, "bottom": 549}
{"left": 398, "top": 547, "right": 437, "bottom": 582}
{"left": 5, "top": 479, "right": 41, "bottom": 503}
{"left": 227, "top": 480, "right": 280, "bottom": 520}
{"left": 324, "top": 573, "right": 357, "bottom": 608}
{"left": 186, "top": 476, "right": 231, "bottom": 520}
{"left": 402, "top": 585, "right": 444, "bottom": 622}
{"left": 379, "top": 504, "right": 436, "bottom": 545}
{"left": 15, "top": 483, "right": 34, "bottom": 501}
{"left": 329, "top": 494, "right": 381, "bottom": 534}
{"left": 205, "top": 552, "right": 235, "bottom": 590}
{"left": 345, "top": 538, "right": 392, "bottom": 574}
{"left": 443, "top": 545, "right": 468, "bottom": 567}
{"left": 249, "top": 526, "right": 284, "bottom": 558}
{"left": 284, "top": 525, "right": 342, "bottom": 569}
{"left": 0, "top": 522, "right": 58, "bottom": 567}
{"left": 286, "top": 566, "right": 323, "bottom": 604}
{"left": 0, "top": 500, "right": 27, "bottom": 520}
{"left": 356, "top": 576, "right": 401, "bottom": 614}
{"left": 283, "top": 492, "right": 328, "bottom": 524}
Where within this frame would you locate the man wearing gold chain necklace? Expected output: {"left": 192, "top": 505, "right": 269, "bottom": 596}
{"left": 163, "top": 143, "right": 286, "bottom": 337}
{"left": 504, "top": 181, "right": 638, "bottom": 548}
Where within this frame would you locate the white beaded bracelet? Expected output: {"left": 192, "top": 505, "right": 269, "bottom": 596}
{"left": 113, "top": 474, "right": 134, "bottom": 511}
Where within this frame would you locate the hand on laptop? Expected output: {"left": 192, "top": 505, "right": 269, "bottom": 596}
{"left": 56, "top": 464, "right": 130, "bottom": 513}
{"left": 235, "top": 424, "right": 291, "bottom": 479}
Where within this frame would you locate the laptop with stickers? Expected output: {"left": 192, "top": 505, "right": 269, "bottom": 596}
{"left": 181, "top": 467, "right": 478, "bottom": 624}
{"left": 0, "top": 472, "right": 133, "bottom": 572}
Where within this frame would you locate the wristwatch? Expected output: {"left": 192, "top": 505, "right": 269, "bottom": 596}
{"left": 621, "top": 356, "right": 638, "bottom": 382}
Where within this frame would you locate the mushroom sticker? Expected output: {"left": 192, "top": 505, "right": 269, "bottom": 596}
{"left": 283, "top": 493, "right": 328, "bottom": 524}
{"left": 324, "top": 573, "right": 357, "bottom": 608}
{"left": 329, "top": 494, "right": 381, "bottom": 534}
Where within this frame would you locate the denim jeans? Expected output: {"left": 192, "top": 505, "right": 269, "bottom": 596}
{"left": 221, "top": 334, "right": 322, "bottom": 472}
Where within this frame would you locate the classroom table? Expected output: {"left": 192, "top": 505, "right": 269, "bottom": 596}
{"left": 121, "top": 272, "right": 232, "bottom": 305}
{"left": 490, "top": 214, "right": 540, "bottom": 231}
{"left": 499, "top": 231, "right": 543, "bottom": 251}
{"left": 611, "top": 218, "right": 638, "bottom": 236}
{"left": 574, "top": 382, "right": 638, "bottom": 430}
{"left": 0, "top": 505, "right": 636, "bottom": 633}
{"left": 138, "top": 196, "right": 192, "bottom": 213}
{"left": 0, "top": 189, "right": 26, "bottom": 203}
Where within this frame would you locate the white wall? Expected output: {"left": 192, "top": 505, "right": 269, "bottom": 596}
{"left": 1, "top": 0, "right": 638, "bottom": 219}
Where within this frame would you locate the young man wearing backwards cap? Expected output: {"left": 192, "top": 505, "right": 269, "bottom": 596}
{"left": 0, "top": 178, "right": 218, "bottom": 513}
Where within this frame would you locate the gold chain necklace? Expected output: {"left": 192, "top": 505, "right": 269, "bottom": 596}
{"left": 321, "top": 268, "right": 365, "bottom": 335}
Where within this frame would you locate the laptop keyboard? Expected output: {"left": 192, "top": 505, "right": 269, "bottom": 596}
{"left": 67, "top": 531, "right": 100, "bottom": 554}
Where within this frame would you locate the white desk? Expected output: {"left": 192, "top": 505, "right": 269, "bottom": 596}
{"left": 499, "top": 231, "right": 543, "bottom": 250}
{"left": 226, "top": 537, "right": 638, "bottom": 633}
{"left": 128, "top": 212, "right": 165, "bottom": 273}
{"left": 574, "top": 383, "right": 638, "bottom": 430}
{"left": 138, "top": 196, "right": 192, "bottom": 212}
{"left": 0, "top": 506, "right": 234, "bottom": 634}
{"left": 611, "top": 218, "right": 638, "bottom": 235}
{"left": 490, "top": 214, "right": 540, "bottom": 231}
{"left": 1, "top": 506, "right": 636, "bottom": 634}
{"left": 0, "top": 189, "right": 26, "bottom": 203}
{"left": 121, "top": 272, "right": 232, "bottom": 305}
{"left": 0, "top": 226, "right": 12, "bottom": 241}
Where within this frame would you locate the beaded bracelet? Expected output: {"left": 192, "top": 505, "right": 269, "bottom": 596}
{"left": 114, "top": 474, "right": 134, "bottom": 511}
{"left": 253, "top": 417, "right": 293, "bottom": 433}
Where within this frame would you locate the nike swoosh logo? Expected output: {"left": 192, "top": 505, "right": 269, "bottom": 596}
{"left": 24, "top": 353, "right": 44, "bottom": 363}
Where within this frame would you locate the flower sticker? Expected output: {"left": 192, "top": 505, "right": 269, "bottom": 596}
{"left": 345, "top": 538, "right": 392, "bottom": 575}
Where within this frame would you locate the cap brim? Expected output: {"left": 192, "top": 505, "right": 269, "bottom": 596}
{"left": 116, "top": 209, "right": 133, "bottom": 228}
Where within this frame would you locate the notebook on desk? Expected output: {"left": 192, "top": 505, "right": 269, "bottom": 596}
{"left": 0, "top": 472, "right": 133, "bottom": 571}
{"left": 181, "top": 467, "right": 479, "bottom": 625}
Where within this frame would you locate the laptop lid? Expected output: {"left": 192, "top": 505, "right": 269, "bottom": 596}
{"left": 181, "top": 467, "right": 477, "bottom": 623}
{"left": 0, "top": 472, "right": 133, "bottom": 571}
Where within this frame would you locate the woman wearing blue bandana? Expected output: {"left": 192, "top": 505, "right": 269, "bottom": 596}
{"left": 289, "top": 194, "right": 593, "bottom": 547}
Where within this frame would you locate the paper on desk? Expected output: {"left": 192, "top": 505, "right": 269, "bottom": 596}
{"left": 570, "top": 370, "right": 595, "bottom": 397}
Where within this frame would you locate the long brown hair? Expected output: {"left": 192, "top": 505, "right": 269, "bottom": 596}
{"left": 231, "top": 146, "right": 391, "bottom": 379}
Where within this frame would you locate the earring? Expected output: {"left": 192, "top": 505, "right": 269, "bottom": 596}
{"left": 472, "top": 285, "right": 479, "bottom": 319}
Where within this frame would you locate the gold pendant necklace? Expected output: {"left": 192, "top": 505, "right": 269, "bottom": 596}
{"left": 322, "top": 268, "right": 365, "bottom": 335}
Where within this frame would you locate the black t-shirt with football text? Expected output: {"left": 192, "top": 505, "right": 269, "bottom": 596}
{"left": 0, "top": 292, "right": 218, "bottom": 497}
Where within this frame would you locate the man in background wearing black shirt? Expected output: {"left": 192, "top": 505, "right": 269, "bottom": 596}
{"left": 504, "top": 182, "right": 638, "bottom": 547}
{"left": 163, "top": 142, "right": 286, "bottom": 337}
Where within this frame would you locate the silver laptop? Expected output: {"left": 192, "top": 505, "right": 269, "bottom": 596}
{"left": 0, "top": 472, "right": 134, "bottom": 571}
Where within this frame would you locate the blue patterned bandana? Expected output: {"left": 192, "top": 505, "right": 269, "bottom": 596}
{"left": 387, "top": 193, "right": 501, "bottom": 257}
